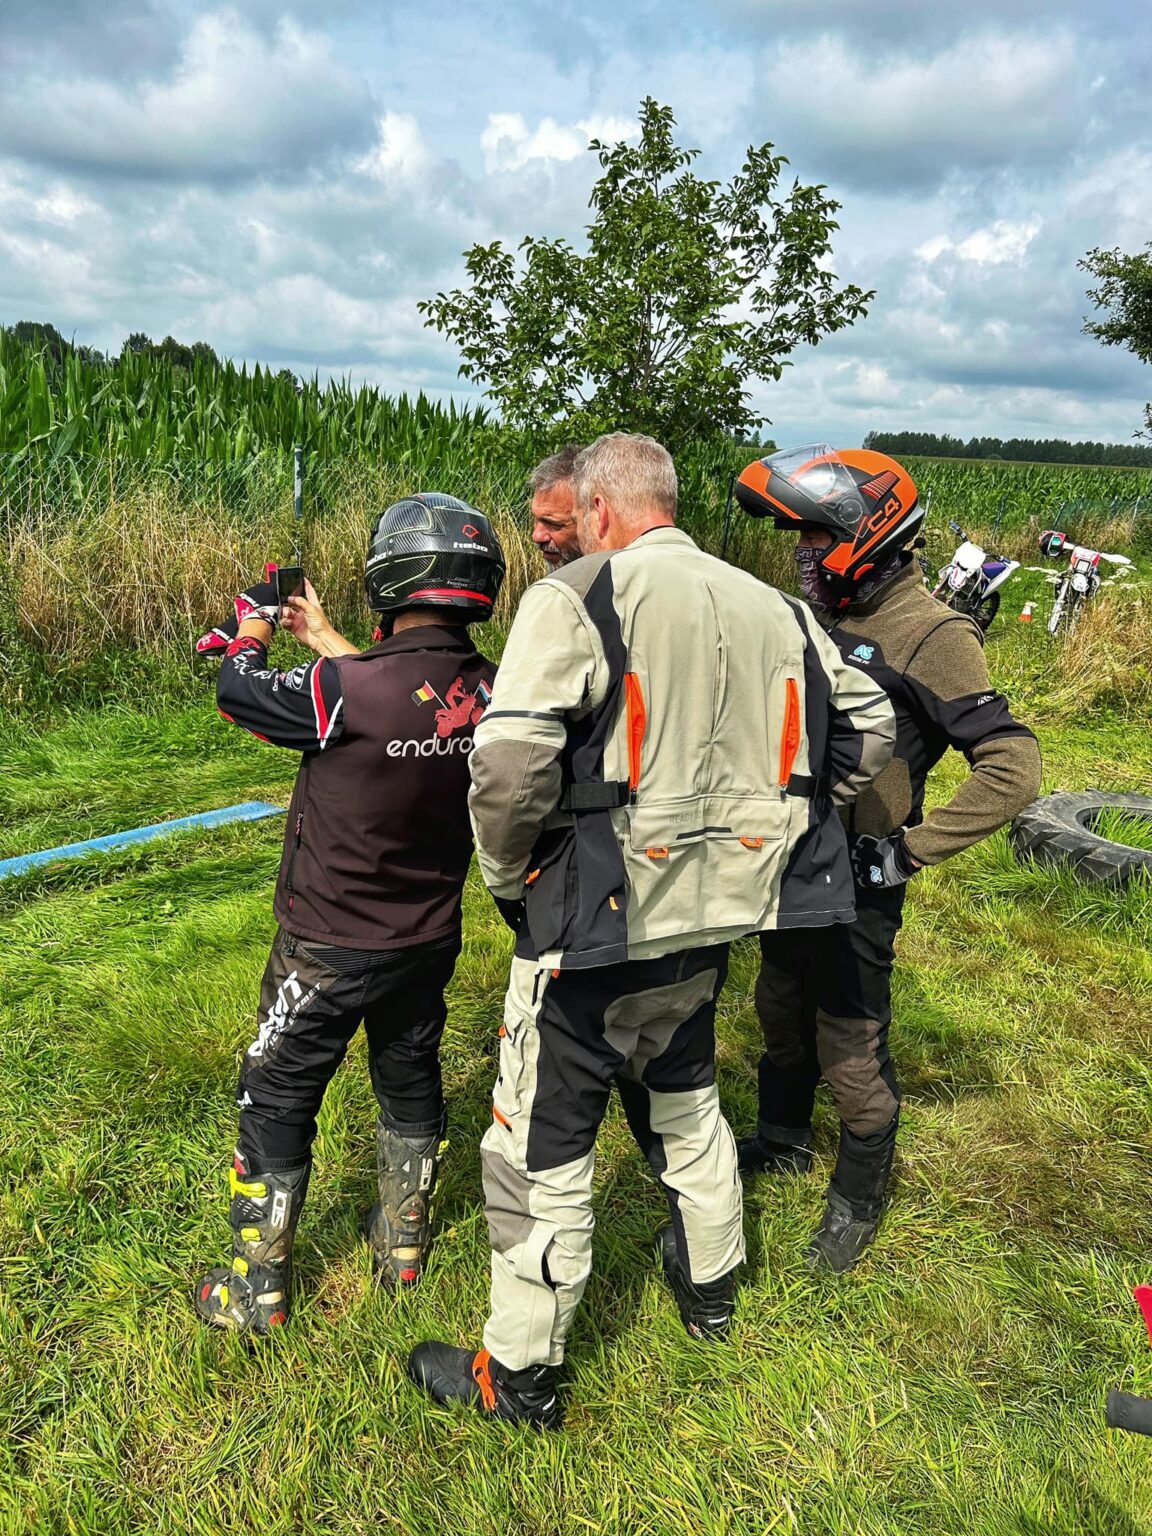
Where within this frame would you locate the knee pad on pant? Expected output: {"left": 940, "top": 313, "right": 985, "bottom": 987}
{"left": 754, "top": 982, "right": 813, "bottom": 1070}
{"left": 817, "top": 1012, "right": 900, "bottom": 1135}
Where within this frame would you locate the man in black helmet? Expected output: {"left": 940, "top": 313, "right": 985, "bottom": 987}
{"left": 192, "top": 494, "right": 504, "bottom": 1335}
{"left": 733, "top": 446, "right": 1041, "bottom": 1274}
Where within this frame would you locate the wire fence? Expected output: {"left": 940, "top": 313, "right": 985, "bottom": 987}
{"left": 0, "top": 448, "right": 1148, "bottom": 696}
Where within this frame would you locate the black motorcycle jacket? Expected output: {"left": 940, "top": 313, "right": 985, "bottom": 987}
{"left": 217, "top": 624, "right": 496, "bottom": 948}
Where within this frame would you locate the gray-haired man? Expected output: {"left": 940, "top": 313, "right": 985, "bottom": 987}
{"left": 407, "top": 433, "right": 896, "bottom": 1428}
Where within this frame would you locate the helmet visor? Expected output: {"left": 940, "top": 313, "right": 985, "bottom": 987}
{"left": 762, "top": 445, "right": 867, "bottom": 530}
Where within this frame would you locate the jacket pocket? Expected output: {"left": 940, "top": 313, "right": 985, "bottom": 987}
{"left": 779, "top": 676, "right": 802, "bottom": 788}
{"left": 523, "top": 827, "right": 579, "bottom": 955}
{"left": 623, "top": 796, "right": 794, "bottom": 940}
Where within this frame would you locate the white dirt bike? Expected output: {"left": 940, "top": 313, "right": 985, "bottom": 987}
{"left": 930, "top": 520, "right": 1021, "bottom": 631}
{"left": 1039, "top": 529, "right": 1132, "bottom": 638}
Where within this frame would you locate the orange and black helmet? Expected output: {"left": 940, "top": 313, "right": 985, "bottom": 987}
{"left": 734, "top": 444, "right": 922, "bottom": 598}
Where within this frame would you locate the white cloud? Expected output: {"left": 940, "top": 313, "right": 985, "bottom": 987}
{"left": 0, "top": 9, "right": 375, "bottom": 182}
{"left": 916, "top": 220, "right": 1042, "bottom": 268}
{"left": 357, "top": 113, "right": 435, "bottom": 183}
{"left": 481, "top": 112, "right": 636, "bottom": 173}
{"left": 761, "top": 28, "right": 1090, "bottom": 188}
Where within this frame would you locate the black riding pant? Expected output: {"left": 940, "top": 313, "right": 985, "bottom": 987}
{"left": 755, "top": 887, "right": 905, "bottom": 1212}
{"left": 236, "top": 927, "right": 461, "bottom": 1170}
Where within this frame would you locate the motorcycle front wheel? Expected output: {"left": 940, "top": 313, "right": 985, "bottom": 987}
{"left": 1065, "top": 589, "right": 1084, "bottom": 636}
{"left": 974, "top": 591, "right": 1001, "bottom": 632}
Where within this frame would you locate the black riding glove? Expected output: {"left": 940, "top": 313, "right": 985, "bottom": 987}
{"left": 493, "top": 897, "right": 526, "bottom": 934}
{"left": 233, "top": 572, "right": 282, "bottom": 629}
{"left": 851, "top": 830, "right": 920, "bottom": 891}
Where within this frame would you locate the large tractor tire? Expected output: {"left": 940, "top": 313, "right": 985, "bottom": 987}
{"left": 1010, "top": 791, "right": 1152, "bottom": 886}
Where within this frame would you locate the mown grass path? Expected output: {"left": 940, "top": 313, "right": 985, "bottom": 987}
{"left": 2, "top": 597, "right": 1151, "bottom": 1535}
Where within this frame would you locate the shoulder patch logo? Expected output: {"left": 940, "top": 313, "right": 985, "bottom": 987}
{"left": 976, "top": 693, "right": 995, "bottom": 706}
{"left": 851, "top": 643, "right": 875, "bottom": 662}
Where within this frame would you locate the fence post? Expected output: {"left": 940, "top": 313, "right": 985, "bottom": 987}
{"left": 719, "top": 471, "right": 736, "bottom": 561}
{"left": 293, "top": 445, "right": 304, "bottom": 562}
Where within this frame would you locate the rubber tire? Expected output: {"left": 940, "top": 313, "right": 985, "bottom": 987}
{"left": 974, "top": 591, "right": 1001, "bottom": 632}
{"left": 1010, "top": 791, "right": 1152, "bottom": 886}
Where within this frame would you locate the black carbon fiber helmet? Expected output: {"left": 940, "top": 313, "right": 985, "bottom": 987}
{"left": 364, "top": 493, "right": 505, "bottom": 620}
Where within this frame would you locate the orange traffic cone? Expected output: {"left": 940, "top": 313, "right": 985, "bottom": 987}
{"left": 1019, "top": 601, "right": 1034, "bottom": 623}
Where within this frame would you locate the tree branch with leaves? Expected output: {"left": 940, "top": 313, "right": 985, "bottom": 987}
{"left": 1080, "top": 242, "right": 1152, "bottom": 439}
{"left": 420, "top": 98, "right": 874, "bottom": 449}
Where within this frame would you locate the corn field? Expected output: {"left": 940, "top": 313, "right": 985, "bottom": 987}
{"left": 0, "top": 328, "right": 496, "bottom": 470}
{"left": 2, "top": 330, "right": 1151, "bottom": 705}
{"left": 909, "top": 455, "right": 1152, "bottom": 542}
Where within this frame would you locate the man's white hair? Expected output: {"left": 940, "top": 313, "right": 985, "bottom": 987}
{"left": 572, "top": 433, "right": 678, "bottom": 523}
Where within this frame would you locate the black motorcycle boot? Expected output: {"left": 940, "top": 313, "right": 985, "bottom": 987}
{"left": 407, "top": 1342, "right": 562, "bottom": 1430}
{"left": 657, "top": 1226, "right": 738, "bottom": 1341}
{"left": 195, "top": 1154, "right": 310, "bottom": 1334}
{"left": 806, "top": 1116, "right": 897, "bottom": 1275}
{"left": 806, "top": 1191, "right": 882, "bottom": 1275}
{"left": 736, "top": 1123, "right": 815, "bottom": 1177}
{"left": 364, "top": 1119, "right": 445, "bottom": 1289}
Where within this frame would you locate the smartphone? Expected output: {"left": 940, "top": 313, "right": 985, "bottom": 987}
{"left": 275, "top": 566, "right": 306, "bottom": 604}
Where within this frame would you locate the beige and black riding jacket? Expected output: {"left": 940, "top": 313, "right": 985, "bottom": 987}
{"left": 469, "top": 527, "right": 896, "bottom": 968}
{"left": 826, "top": 559, "right": 1042, "bottom": 864}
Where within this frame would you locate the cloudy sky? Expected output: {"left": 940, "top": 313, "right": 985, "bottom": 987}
{"left": 1, "top": 0, "right": 1148, "bottom": 445}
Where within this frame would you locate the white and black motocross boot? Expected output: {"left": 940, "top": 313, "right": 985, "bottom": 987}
{"left": 195, "top": 1154, "right": 310, "bottom": 1335}
{"left": 364, "top": 1120, "right": 445, "bottom": 1289}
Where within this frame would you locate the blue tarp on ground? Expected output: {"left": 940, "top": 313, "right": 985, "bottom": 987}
{"left": 0, "top": 801, "right": 284, "bottom": 881}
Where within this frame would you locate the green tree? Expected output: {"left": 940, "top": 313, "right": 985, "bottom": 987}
{"left": 1080, "top": 243, "right": 1152, "bottom": 437}
{"left": 420, "top": 98, "right": 873, "bottom": 448}
{"left": 8, "top": 320, "right": 69, "bottom": 363}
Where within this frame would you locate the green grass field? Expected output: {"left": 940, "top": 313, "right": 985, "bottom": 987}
{"left": 2, "top": 570, "right": 1151, "bottom": 1535}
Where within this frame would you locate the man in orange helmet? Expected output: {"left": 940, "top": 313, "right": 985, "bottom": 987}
{"left": 733, "top": 445, "right": 1041, "bottom": 1273}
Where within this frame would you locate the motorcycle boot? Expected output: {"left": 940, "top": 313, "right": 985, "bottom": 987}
{"left": 657, "top": 1226, "right": 738, "bottom": 1341}
{"left": 364, "top": 1119, "right": 445, "bottom": 1289}
{"left": 736, "top": 1124, "right": 814, "bottom": 1177}
{"left": 407, "top": 1342, "right": 562, "bottom": 1430}
{"left": 807, "top": 1116, "right": 897, "bottom": 1275}
{"left": 195, "top": 1154, "right": 310, "bottom": 1334}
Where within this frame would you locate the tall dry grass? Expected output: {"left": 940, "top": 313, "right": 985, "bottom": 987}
{"left": 1047, "top": 586, "right": 1152, "bottom": 717}
{"left": 2, "top": 478, "right": 537, "bottom": 673}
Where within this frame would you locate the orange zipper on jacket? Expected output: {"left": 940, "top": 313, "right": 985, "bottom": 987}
{"left": 624, "top": 673, "right": 646, "bottom": 797}
{"left": 779, "top": 677, "right": 801, "bottom": 788}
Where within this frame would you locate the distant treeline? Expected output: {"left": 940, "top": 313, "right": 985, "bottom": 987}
{"left": 5, "top": 319, "right": 221, "bottom": 371}
{"left": 864, "top": 430, "right": 1152, "bottom": 469}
